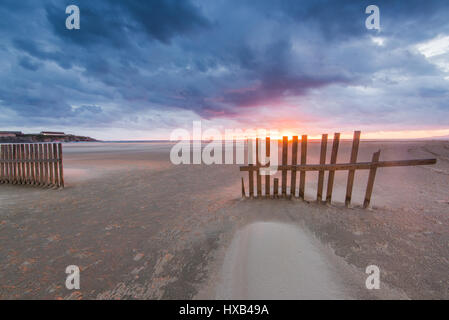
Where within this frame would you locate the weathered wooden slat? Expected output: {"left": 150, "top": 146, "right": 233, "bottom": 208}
{"left": 16, "top": 145, "right": 21, "bottom": 184}
{"left": 0, "top": 145, "right": 4, "bottom": 183}
{"left": 20, "top": 144, "right": 26, "bottom": 184}
{"left": 18, "top": 144, "right": 23, "bottom": 184}
{"left": 265, "top": 137, "right": 270, "bottom": 197}
{"left": 290, "top": 136, "right": 298, "bottom": 197}
{"left": 273, "top": 178, "right": 279, "bottom": 198}
{"left": 53, "top": 143, "right": 59, "bottom": 187}
{"left": 317, "top": 134, "right": 328, "bottom": 202}
{"left": 39, "top": 144, "right": 44, "bottom": 185}
{"left": 9, "top": 145, "right": 13, "bottom": 183}
{"left": 29, "top": 144, "right": 35, "bottom": 184}
{"left": 364, "top": 150, "right": 381, "bottom": 208}
{"left": 13, "top": 144, "right": 18, "bottom": 184}
{"left": 58, "top": 143, "right": 64, "bottom": 188}
{"left": 299, "top": 135, "right": 307, "bottom": 199}
{"left": 248, "top": 165, "right": 254, "bottom": 197}
{"left": 44, "top": 144, "right": 49, "bottom": 185}
{"left": 240, "top": 158, "right": 437, "bottom": 172}
{"left": 241, "top": 177, "right": 246, "bottom": 197}
{"left": 35, "top": 144, "right": 40, "bottom": 185}
{"left": 345, "top": 131, "right": 361, "bottom": 206}
{"left": 24, "top": 144, "right": 30, "bottom": 184}
{"left": 4, "top": 145, "right": 8, "bottom": 183}
{"left": 326, "top": 133, "right": 340, "bottom": 203}
{"left": 21, "top": 144, "right": 25, "bottom": 184}
{"left": 8, "top": 145, "right": 12, "bottom": 183}
{"left": 256, "top": 138, "right": 262, "bottom": 197}
{"left": 3, "top": 145, "right": 7, "bottom": 182}
{"left": 2, "top": 145, "right": 5, "bottom": 182}
{"left": 48, "top": 144, "right": 54, "bottom": 185}
{"left": 281, "top": 136, "right": 288, "bottom": 197}
{"left": 5, "top": 145, "right": 9, "bottom": 182}
{"left": 3, "top": 145, "right": 6, "bottom": 182}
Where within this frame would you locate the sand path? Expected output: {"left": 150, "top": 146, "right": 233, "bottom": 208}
{"left": 215, "top": 221, "right": 351, "bottom": 299}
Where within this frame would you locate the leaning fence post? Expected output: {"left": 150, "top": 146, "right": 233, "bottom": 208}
{"left": 364, "top": 150, "right": 381, "bottom": 208}
{"left": 241, "top": 177, "right": 246, "bottom": 198}
{"left": 345, "top": 131, "right": 361, "bottom": 207}
{"left": 326, "top": 133, "right": 340, "bottom": 204}
{"left": 317, "top": 134, "right": 328, "bottom": 202}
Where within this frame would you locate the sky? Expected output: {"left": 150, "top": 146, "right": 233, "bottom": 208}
{"left": 0, "top": 0, "right": 448, "bottom": 140}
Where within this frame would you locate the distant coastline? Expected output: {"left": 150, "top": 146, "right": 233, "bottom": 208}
{"left": 0, "top": 131, "right": 97, "bottom": 143}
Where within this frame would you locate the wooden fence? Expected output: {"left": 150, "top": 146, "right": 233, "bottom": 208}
{"left": 0, "top": 143, "right": 64, "bottom": 188}
{"left": 240, "top": 131, "right": 436, "bottom": 208}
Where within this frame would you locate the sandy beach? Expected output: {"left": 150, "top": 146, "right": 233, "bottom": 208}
{"left": 0, "top": 140, "right": 448, "bottom": 299}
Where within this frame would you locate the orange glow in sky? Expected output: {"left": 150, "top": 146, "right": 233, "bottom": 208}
{"left": 260, "top": 128, "right": 449, "bottom": 140}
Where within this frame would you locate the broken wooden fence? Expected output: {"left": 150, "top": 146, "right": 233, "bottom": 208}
{"left": 0, "top": 143, "right": 64, "bottom": 188}
{"left": 240, "top": 131, "right": 436, "bottom": 208}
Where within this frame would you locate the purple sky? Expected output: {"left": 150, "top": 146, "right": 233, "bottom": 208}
{"left": 0, "top": 0, "right": 449, "bottom": 140}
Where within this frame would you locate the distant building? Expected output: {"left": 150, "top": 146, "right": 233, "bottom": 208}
{"left": 0, "top": 131, "right": 22, "bottom": 137}
{"left": 40, "top": 131, "right": 66, "bottom": 136}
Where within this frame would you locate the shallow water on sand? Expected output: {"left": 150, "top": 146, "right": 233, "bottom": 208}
{"left": 216, "top": 221, "right": 352, "bottom": 299}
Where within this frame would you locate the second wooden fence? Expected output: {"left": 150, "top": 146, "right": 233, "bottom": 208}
{"left": 240, "top": 131, "right": 437, "bottom": 208}
{"left": 0, "top": 143, "right": 64, "bottom": 188}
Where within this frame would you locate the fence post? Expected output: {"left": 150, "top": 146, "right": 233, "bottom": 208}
{"left": 265, "top": 138, "right": 270, "bottom": 197}
{"left": 21, "top": 144, "right": 26, "bottom": 184}
{"left": 53, "top": 143, "right": 59, "bottom": 187}
{"left": 34, "top": 144, "right": 40, "bottom": 185}
{"left": 364, "top": 150, "right": 381, "bottom": 208}
{"left": 0, "top": 145, "right": 4, "bottom": 183}
{"left": 281, "top": 137, "right": 288, "bottom": 197}
{"left": 256, "top": 138, "right": 262, "bottom": 197}
{"left": 345, "top": 131, "right": 361, "bottom": 207}
{"left": 290, "top": 136, "right": 298, "bottom": 198}
{"left": 317, "top": 134, "right": 328, "bottom": 202}
{"left": 24, "top": 144, "right": 29, "bottom": 184}
{"left": 326, "top": 133, "right": 340, "bottom": 204}
{"left": 30, "top": 144, "right": 35, "bottom": 184}
{"left": 13, "top": 144, "right": 18, "bottom": 184}
{"left": 58, "top": 143, "right": 64, "bottom": 188}
{"left": 299, "top": 135, "right": 308, "bottom": 199}
{"left": 273, "top": 178, "right": 279, "bottom": 198}
{"left": 43, "top": 144, "right": 49, "bottom": 185}
{"left": 48, "top": 144, "right": 54, "bottom": 186}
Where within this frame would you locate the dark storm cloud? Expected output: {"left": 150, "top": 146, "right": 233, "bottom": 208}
{"left": 0, "top": 0, "right": 448, "bottom": 134}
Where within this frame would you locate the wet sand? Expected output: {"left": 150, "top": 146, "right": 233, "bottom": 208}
{"left": 0, "top": 140, "right": 448, "bottom": 299}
